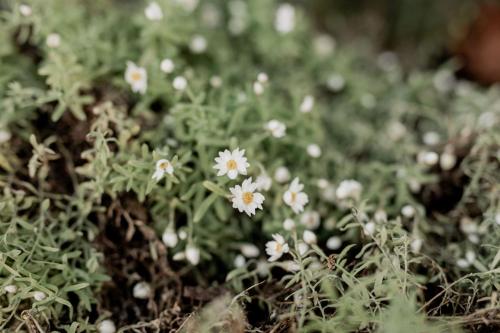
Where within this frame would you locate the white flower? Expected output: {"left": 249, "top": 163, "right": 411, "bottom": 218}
{"left": 201, "top": 3, "right": 221, "bottom": 28}
{"left": 457, "top": 250, "right": 476, "bottom": 269}
{"left": 275, "top": 3, "right": 295, "bottom": 34}
{"left": 213, "top": 148, "right": 249, "bottom": 179}
{"left": 423, "top": 131, "right": 440, "bottom": 146}
{"left": 388, "top": 121, "right": 406, "bottom": 141}
{"left": 172, "top": 252, "right": 185, "bottom": 261}
{"left": 300, "top": 211, "right": 320, "bottom": 230}
{"left": 336, "top": 180, "right": 362, "bottom": 201}
{"left": 0, "top": 130, "right": 11, "bottom": 144}
{"left": 185, "top": 246, "right": 200, "bottom": 265}
{"left": 374, "top": 209, "right": 387, "bottom": 223}
{"left": 152, "top": 159, "right": 174, "bottom": 181}
{"left": 234, "top": 254, "right": 246, "bottom": 268}
{"left": 4, "top": 285, "right": 17, "bottom": 294}
{"left": 253, "top": 81, "right": 264, "bottom": 95}
{"left": 210, "top": 75, "right": 222, "bottom": 88}
{"left": 306, "top": 144, "right": 321, "bottom": 158}
{"left": 303, "top": 230, "right": 317, "bottom": 245}
{"left": 317, "top": 178, "right": 329, "bottom": 189}
{"left": 417, "top": 151, "right": 439, "bottom": 166}
{"left": 97, "top": 320, "right": 116, "bottom": 333}
{"left": 410, "top": 238, "right": 423, "bottom": 253}
{"left": 300, "top": 95, "right": 315, "bottom": 113}
{"left": 401, "top": 205, "right": 416, "bottom": 218}
{"left": 229, "top": 178, "right": 265, "bottom": 216}
{"left": 162, "top": 228, "right": 178, "bottom": 248}
{"left": 456, "top": 258, "right": 470, "bottom": 269}
{"left": 440, "top": 151, "right": 456, "bottom": 171}
{"left": 240, "top": 243, "right": 260, "bottom": 258}
{"left": 326, "top": 74, "right": 345, "bottom": 92}
{"left": 283, "top": 218, "right": 295, "bottom": 231}
{"left": 178, "top": 230, "right": 188, "bottom": 240}
{"left": 283, "top": 260, "right": 300, "bottom": 272}
{"left": 283, "top": 178, "right": 309, "bottom": 214}
{"left": 265, "top": 120, "right": 286, "bottom": 138}
{"left": 376, "top": 51, "right": 398, "bottom": 71}
{"left": 274, "top": 166, "right": 290, "bottom": 183}
{"left": 19, "top": 4, "right": 32, "bottom": 16}
{"left": 46, "top": 33, "right": 61, "bottom": 48}
{"left": 160, "top": 58, "right": 175, "bottom": 73}
{"left": 256, "top": 173, "right": 272, "bottom": 191}
{"left": 313, "top": 34, "right": 336, "bottom": 57}
{"left": 257, "top": 72, "right": 268, "bottom": 83}
{"left": 176, "top": 0, "right": 199, "bottom": 12}
{"left": 132, "top": 282, "right": 151, "bottom": 299}
{"left": 33, "top": 291, "right": 46, "bottom": 301}
{"left": 145, "top": 2, "right": 163, "bottom": 20}
{"left": 326, "top": 236, "right": 342, "bottom": 250}
{"left": 172, "top": 76, "right": 187, "bottom": 91}
{"left": 433, "top": 70, "right": 456, "bottom": 92}
{"left": 363, "top": 221, "right": 376, "bottom": 236}
{"left": 256, "top": 260, "right": 269, "bottom": 277}
{"left": 265, "top": 234, "right": 289, "bottom": 262}
{"left": 297, "top": 242, "right": 308, "bottom": 256}
{"left": 190, "top": 35, "right": 207, "bottom": 53}
{"left": 125, "top": 61, "right": 147, "bottom": 94}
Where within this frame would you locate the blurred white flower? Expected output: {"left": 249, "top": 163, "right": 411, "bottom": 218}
{"left": 336, "top": 179, "right": 362, "bottom": 201}
{"left": 253, "top": 81, "right": 264, "bottom": 95}
{"left": 275, "top": 3, "right": 295, "bottom": 34}
{"left": 283, "top": 260, "right": 300, "bottom": 272}
{"left": 265, "top": 120, "right": 286, "bottom": 138}
{"left": 178, "top": 230, "right": 188, "bottom": 240}
{"left": 97, "top": 320, "right": 116, "bottom": 333}
{"left": 152, "top": 159, "right": 174, "bottom": 181}
{"left": 317, "top": 178, "right": 329, "bottom": 189}
{"left": 33, "top": 291, "right": 46, "bottom": 301}
{"left": 306, "top": 144, "right": 321, "bottom": 158}
{"left": 186, "top": 246, "right": 200, "bottom": 265}
{"left": 257, "top": 72, "right": 269, "bottom": 83}
{"left": 387, "top": 121, "right": 406, "bottom": 141}
{"left": 160, "top": 58, "right": 175, "bottom": 73}
{"left": 360, "top": 94, "right": 376, "bottom": 109}
{"left": 376, "top": 51, "right": 398, "bottom": 71}
{"left": 401, "top": 205, "right": 416, "bottom": 218}
{"left": 433, "top": 70, "right": 456, "bottom": 93}
{"left": 417, "top": 151, "right": 439, "bottom": 166}
{"left": 190, "top": 35, "right": 207, "bottom": 53}
{"left": 283, "top": 218, "right": 295, "bottom": 231}
{"left": 172, "top": 76, "right": 187, "bottom": 91}
{"left": 133, "top": 282, "right": 151, "bottom": 299}
{"left": 176, "top": 0, "right": 198, "bottom": 12}
{"left": 423, "top": 131, "right": 440, "bottom": 146}
{"left": 145, "top": 2, "right": 163, "bottom": 20}
{"left": 440, "top": 150, "right": 457, "bottom": 170}
{"left": 234, "top": 254, "right": 246, "bottom": 268}
{"left": 4, "top": 285, "right": 17, "bottom": 294}
{"left": 201, "top": 3, "right": 221, "bottom": 28}
{"left": 283, "top": 178, "right": 309, "bottom": 214}
{"left": 300, "top": 95, "right": 315, "bottom": 113}
{"left": 326, "top": 236, "right": 342, "bottom": 250}
{"left": 46, "top": 33, "right": 61, "bottom": 48}
{"left": 274, "top": 166, "right": 291, "bottom": 183}
{"left": 19, "top": 4, "right": 32, "bottom": 16}
{"left": 410, "top": 238, "right": 423, "bottom": 253}
{"left": 326, "top": 74, "right": 345, "bottom": 92}
{"left": 125, "top": 61, "right": 147, "bottom": 94}
{"left": 240, "top": 243, "right": 260, "bottom": 258}
{"left": 363, "top": 221, "right": 376, "bottom": 236}
{"left": 303, "top": 230, "right": 317, "bottom": 245}
{"left": 300, "top": 211, "right": 320, "bottom": 230}
{"left": 265, "top": 234, "right": 289, "bottom": 261}
{"left": 213, "top": 148, "right": 249, "bottom": 179}
{"left": 313, "top": 34, "right": 336, "bottom": 57}
{"left": 374, "top": 209, "right": 387, "bottom": 223}
{"left": 230, "top": 178, "right": 265, "bottom": 216}
{"left": 0, "top": 130, "right": 11, "bottom": 144}
{"left": 256, "top": 173, "right": 272, "bottom": 191}
{"left": 496, "top": 213, "right": 500, "bottom": 226}
{"left": 162, "top": 228, "right": 178, "bottom": 248}
{"left": 457, "top": 250, "right": 476, "bottom": 269}
{"left": 210, "top": 75, "right": 222, "bottom": 88}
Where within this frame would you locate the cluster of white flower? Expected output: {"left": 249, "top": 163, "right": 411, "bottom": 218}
{"left": 253, "top": 72, "right": 268, "bottom": 95}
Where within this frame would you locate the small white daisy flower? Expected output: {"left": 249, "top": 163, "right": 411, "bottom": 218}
{"left": 306, "top": 144, "right": 321, "bottom": 158}
{"left": 300, "top": 95, "right": 315, "bottom": 113}
{"left": 190, "top": 35, "right": 207, "bottom": 53}
{"left": 160, "top": 58, "right": 175, "bottom": 73}
{"left": 97, "top": 320, "right": 116, "bottom": 333}
{"left": 265, "top": 234, "right": 289, "bottom": 262}
{"left": 162, "top": 228, "right": 178, "bottom": 248}
{"left": 401, "top": 205, "right": 416, "bottom": 218}
{"left": 172, "top": 76, "right": 187, "bottom": 91}
{"left": 234, "top": 254, "right": 246, "bottom": 268}
{"left": 274, "top": 166, "right": 291, "bottom": 183}
{"left": 336, "top": 180, "right": 362, "bottom": 201}
{"left": 303, "top": 230, "right": 317, "bottom": 245}
{"left": 19, "top": 4, "right": 32, "bottom": 16}
{"left": 185, "top": 245, "right": 200, "bottom": 265}
{"left": 265, "top": 120, "right": 286, "bottom": 138}
{"left": 210, "top": 75, "right": 222, "bottom": 88}
{"left": 283, "top": 178, "right": 309, "bottom": 214}
{"left": 152, "top": 159, "right": 174, "bottom": 182}
{"left": 300, "top": 211, "right": 320, "bottom": 230}
{"left": 256, "top": 173, "right": 272, "bottom": 191}
{"left": 33, "top": 291, "right": 46, "bottom": 301}
{"left": 240, "top": 243, "right": 260, "bottom": 258}
{"left": 274, "top": 3, "right": 295, "bottom": 34}
{"left": 283, "top": 218, "right": 295, "bottom": 231}
{"left": 253, "top": 81, "right": 264, "bottom": 95}
{"left": 4, "top": 285, "right": 17, "bottom": 294}
{"left": 213, "top": 148, "right": 249, "bottom": 179}
{"left": 326, "top": 236, "right": 342, "bottom": 250}
{"left": 257, "top": 72, "right": 268, "bottom": 83}
{"left": 46, "top": 33, "right": 61, "bottom": 48}
{"left": 145, "top": 2, "right": 163, "bottom": 21}
{"left": 132, "top": 282, "right": 151, "bottom": 299}
{"left": 125, "top": 61, "right": 147, "bottom": 94}
{"left": 229, "top": 177, "right": 265, "bottom": 216}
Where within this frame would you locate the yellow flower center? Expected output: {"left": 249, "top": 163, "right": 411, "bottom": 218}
{"left": 290, "top": 192, "right": 297, "bottom": 202}
{"left": 242, "top": 192, "right": 254, "bottom": 205}
{"left": 274, "top": 243, "right": 282, "bottom": 252}
{"left": 159, "top": 161, "right": 169, "bottom": 170}
{"left": 226, "top": 159, "right": 237, "bottom": 170}
{"left": 131, "top": 71, "right": 142, "bottom": 82}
